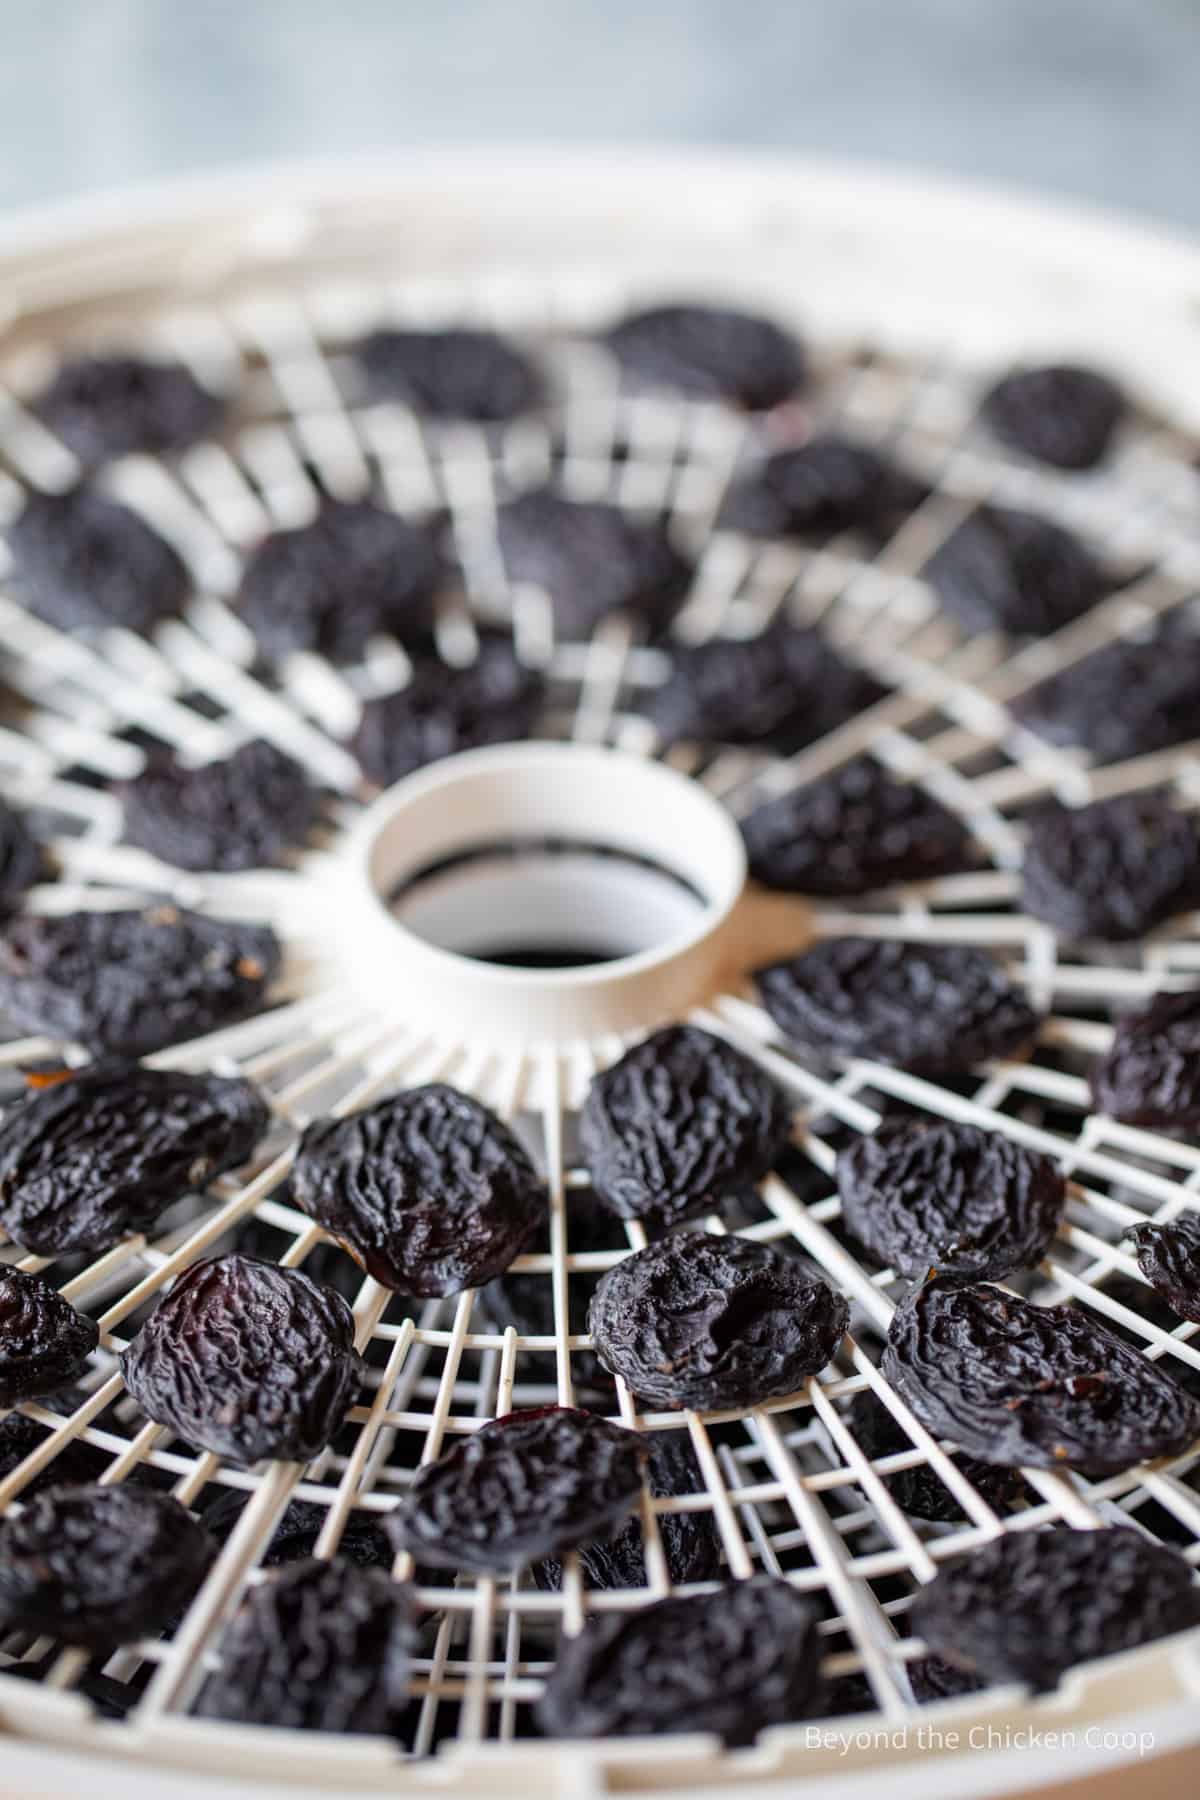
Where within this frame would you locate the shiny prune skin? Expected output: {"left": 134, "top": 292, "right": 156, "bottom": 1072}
{"left": 354, "top": 326, "right": 540, "bottom": 421}
{"left": 197, "top": 1558, "right": 412, "bottom": 1733}
{"left": 0, "top": 1482, "right": 213, "bottom": 1650}
{"left": 352, "top": 639, "right": 544, "bottom": 786}
{"left": 588, "top": 1234, "right": 848, "bottom": 1411}
{"left": 120, "top": 739, "right": 319, "bottom": 872}
{"left": 495, "top": 490, "right": 692, "bottom": 640}
{"left": 844, "top": 1389, "right": 1021, "bottom": 1522}
{"left": 392, "top": 1407, "right": 647, "bottom": 1574}
{"left": 580, "top": 1025, "right": 792, "bottom": 1230}
{"left": 913, "top": 1527, "right": 1200, "bottom": 1694}
{"left": 31, "top": 354, "right": 224, "bottom": 465}
{"left": 0, "top": 905, "right": 281, "bottom": 1057}
{"left": 0, "top": 1064, "right": 269, "bottom": 1254}
{"left": 1023, "top": 792, "right": 1200, "bottom": 942}
{"left": 742, "top": 757, "right": 971, "bottom": 896}
{"left": 290, "top": 1083, "right": 544, "bottom": 1298}
{"left": 202, "top": 1489, "right": 393, "bottom": 1570}
{"left": 122, "top": 1253, "right": 363, "bottom": 1465}
{"left": 925, "top": 505, "right": 1104, "bottom": 638}
{"left": 981, "top": 364, "right": 1124, "bottom": 470}
{"left": 1090, "top": 989, "right": 1200, "bottom": 1127}
{"left": 7, "top": 487, "right": 190, "bottom": 634}
{"left": 0, "top": 801, "right": 44, "bottom": 906}
{"left": 836, "top": 1120, "right": 1065, "bottom": 1282}
{"left": 882, "top": 1278, "right": 1200, "bottom": 1475}
{"left": 755, "top": 938, "right": 1042, "bottom": 1075}
{"left": 0, "top": 1269, "right": 98, "bottom": 1407}
{"left": 604, "top": 303, "right": 805, "bottom": 410}
{"left": 536, "top": 1578, "right": 823, "bottom": 1744}
{"left": 1126, "top": 1214, "right": 1200, "bottom": 1325}
{"left": 1012, "top": 633, "right": 1200, "bottom": 764}
{"left": 719, "top": 435, "right": 926, "bottom": 540}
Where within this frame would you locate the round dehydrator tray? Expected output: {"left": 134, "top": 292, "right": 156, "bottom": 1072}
{"left": 1, "top": 151, "right": 1200, "bottom": 1800}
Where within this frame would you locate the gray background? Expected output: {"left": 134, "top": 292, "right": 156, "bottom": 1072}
{"left": 4, "top": 0, "right": 1199, "bottom": 234}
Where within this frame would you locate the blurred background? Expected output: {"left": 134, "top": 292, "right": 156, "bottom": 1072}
{"left": 5, "top": 0, "right": 1200, "bottom": 231}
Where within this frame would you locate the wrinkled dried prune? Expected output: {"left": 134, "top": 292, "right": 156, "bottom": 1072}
{"left": 588, "top": 1234, "right": 848, "bottom": 1410}
{"left": 0, "top": 1063, "right": 269, "bottom": 1254}
{"left": 7, "top": 487, "right": 190, "bottom": 634}
{"left": 1126, "top": 1213, "right": 1200, "bottom": 1325}
{"left": 122, "top": 1254, "right": 362, "bottom": 1465}
{"left": 0, "top": 801, "right": 43, "bottom": 906}
{"left": 354, "top": 326, "right": 540, "bottom": 421}
{"left": 238, "top": 499, "right": 442, "bottom": 664}
{"left": 391, "top": 1406, "right": 647, "bottom": 1573}
{"left": 197, "top": 1558, "right": 412, "bottom": 1732}
{"left": 352, "top": 639, "right": 544, "bottom": 786}
{"left": 0, "top": 1482, "right": 213, "bottom": 1649}
{"left": 908, "top": 1654, "right": 986, "bottom": 1705}
{"left": 719, "top": 435, "right": 926, "bottom": 540}
{"left": 32, "top": 354, "right": 224, "bottom": 465}
{"left": 0, "top": 1269, "right": 98, "bottom": 1406}
{"left": 912, "top": 1527, "right": 1200, "bottom": 1694}
{"left": 1091, "top": 989, "right": 1200, "bottom": 1127}
{"left": 119, "top": 739, "right": 319, "bottom": 872}
{"left": 925, "top": 505, "right": 1105, "bottom": 638}
{"left": 844, "top": 1389, "right": 1021, "bottom": 1521}
{"left": 1022, "top": 792, "right": 1200, "bottom": 942}
{"left": 981, "top": 364, "right": 1124, "bottom": 470}
{"left": 290, "top": 1084, "right": 544, "bottom": 1297}
{"left": 742, "top": 757, "right": 972, "bottom": 896}
{"left": 0, "top": 905, "right": 281, "bottom": 1057}
{"left": 756, "top": 938, "right": 1041, "bottom": 1075}
{"left": 604, "top": 303, "right": 805, "bottom": 410}
{"left": 837, "top": 1120, "right": 1065, "bottom": 1281}
{"left": 496, "top": 490, "right": 692, "bottom": 640}
{"left": 202, "top": 1488, "right": 393, "bottom": 1570}
{"left": 1012, "top": 633, "right": 1200, "bottom": 764}
{"left": 882, "top": 1278, "right": 1200, "bottom": 1475}
{"left": 536, "top": 1578, "right": 823, "bottom": 1743}
{"left": 580, "top": 1026, "right": 792, "bottom": 1230}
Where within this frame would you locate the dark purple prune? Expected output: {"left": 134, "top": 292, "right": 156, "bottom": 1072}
{"left": 0, "top": 800, "right": 44, "bottom": 906}
{"left": 119, "top": 739, "right": 319, "bottom": 872}
{"left": 0, "top": 1269, "right": 98, "bottom": 1406}
{"left": 1012, "top": 633, "right": 1200, "bottom": 765}
{"left": 881, "top": 1277, "right": 1200, "bottom": 1475}
{"left": 719, "top": 435, "right": 926, "bottom": 540}
{"left": 588, "top": 1234, "right": 848, "bottom": 1410}
{"left": 1126, "top": 1213, "right": 1200, "bottom": 1325}
{"left": 535, "top": 1577, "right": 823, "bottom": 1743}
{"left": 0, "top": 1482, "right": 213, "bottom": 1649}
{"left": 908, "top": 1654, "right": 986, "bottom": 1705}
{"left": 391, "top": 1406, "right": 647, "bottom": 1573}
{"left": 924, "top": 505, "right": 1105, "bottom": 638}
{"left": 0, "top": 1410, "right": 108, "bottom": 1495}
{"left": 290, "top": 1084, "right": 544, "bottom": 1298}
{"left": 755, "top": 938, "right": 1042, "bottom": 1075}
{"left": 912, "top": 1527, "right": 1200, "bottom": 1694}
{"left": 496, "top": 490, "right": 692, "bottom": 640}
{"left": 837, "top": 1120, "right": 1065, "bottom": 1282}
{"left": 7, "top": 487, "right": 190, "bottom": 634}
{"left": 844, "top": 1389, "right": 1022, "bottom": 1522}
{"left": 237, "top": 499, "right": 442, "bottom": 664}
{"left": 122, "top": 1254, "right": 363, "bottom": 1465}
{"left": 197, "top": 1558, "right": 412, "bottom": 1732}
{"left": 604, "top": 303, "right": 805, "bottom": 410}
{"left": 742, "top": 757, "right": 972, "bottom": 897}
{"left": 580, "top": 1025, "right": 792, "bottom": 1230}
{"left": 352, "top": 639, "right": 544, "bottom": 786}
{"left": 0, "top": 1063, "right": 270, "bottom": 1254}
{"left": 354, "top": 326, "right": 540, "bottom": 421}
{"left": 1091, "top": 989, "right": 1200, "bottom": 1127}
{"left": 981, "top": 364, "right": 1124, "bottom": 470}
{"left": 0, "top": 905, "right": 281, "bottom": 1057}
{"left": 1022, "top": 792, "right": 1200, "bottom": 942}
{"left": 202, "top": 1488, "right": 393, "bottom": 1570}
{"left": 31, "top": 354, "right": 224, "bottom": 465}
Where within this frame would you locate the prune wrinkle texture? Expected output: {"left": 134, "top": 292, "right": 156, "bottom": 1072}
{"left": 354, "top": 326, "right": 540, "bottom": 421}
{"left": 1013, "top": 634, "right": 1200, "bottom": 764}
{"left": 1090, "top": 989, "right": 1200, "bottom": 1127}
{"left": 0, "top": 1268, "right": 98, "bottom": 1406}
{"left": 32, "top": 354, "right": 224, "bottom": 464}
{"left": 392, "top": 1407, "right": 647, "bottom": 1573}
{"left": 122, "top": 1254, "right": 362, "bottom": 1465}
{"left": 844, "top": 1389, "right": 1021, "bottom": 1522}
{"left": 588, "top": 1234, "right": 848, "bottom": 1410}
{"left": 925, "top": 505, "right": 1105, "bottom": 638}
{"left": 0, "top": 1063, "right": 270, "bottom": 1254}
{"left": 352, "top": 639, "right": 544, "bottom": 786}
{"left": 882, "top": 1278, "right": 1200, "bottom": 1475}
{"left": 202, "top": 1490, "right": 393, "bottom": 1570}
{"left": 535, "top": 1578, "right": 824, "bottom": 1744}
{"left": 1126, "top": 1214, "right": 1200, "bottom": 1325}
{"left": 605, "top": 303, "right": 805, "bottom": 410}
{"left": 981, "top": 364, "right": 1124, "bottom": 470}
{"left": 719, "top": 435, "right": 926, "bottom": 541}
{"left": 495, "top": 490, "right": 692, "bottom": 640}
{"left": 1022, "top": 793, "right": 1200, "bottom": 942}
{"left": 120, "top": 739, "right": 319, "bottom": 872}
{"left": 7, "top": 487, "right": 190, "bottom": 634}
{"left": 290, "top": 1083, "right": 544, "bottom": 1297}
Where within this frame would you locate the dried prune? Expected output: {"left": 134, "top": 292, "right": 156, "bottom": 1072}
{"left": 981, "top": 364, "right": 1124, "bottom": 470}
{"left": 354, "top": 326, "right": 540, "bottom": 421}
{"left": 120, "top": 739, "right": 319, "bottom": 872}
{"left": 1091, "top": 989, "right": 1200, "bottom": 1127}
{"left": 924, "top": 505, "right": 1104, "bottom": 638}
{"left": 496, "top": 490, "right": 692, "bottom": 640}
{"left": 742, "top": 757, "right": 972, "bottom": 896}
{"left": 0, "top": 1410, "right": 107, "bottom": 1495}
{"left": 122, "top": 1253, "right": 363, "bottom": 1464}
{"left": 837, "top": 1120, "right": 1065, "bottom": 1281}
{"left": 881, "top": 1277, "right": 1200, "bottom": 1475}
{"left": 580, "top": 1025, "right": 792, "bottom": 1230}
{"left": 0, "top": 1269, "right": 98, "bottom": 1406}
{"left": 203, "top": 1488, "right": 393, "bottom": 1570}
{"left": 392, "top": 1406, "right": 647, "bottom": 1573}
{"left": 588, "top": 1234, "right": 848, "bottom": 1410}
{"left": 352, "top": 639, "right": 544, "bottom": 786}
{"left": 237, "top": 499, "right": 442, "bottom": 664}
{"left": 1022, "top": 792, "right": 1200, "bottom": 942}
{"left": 755, "top": 938, "right": 1041, "bottom": 1075}
{"left": 912, "top": 1527, "right": 1200, "bottom": 1693}
{"left": 0, "top": 1063, "right": 269, "bottom": 1254}
{"left": 290, "top": 1084, "right": 543, "bottom": 1298}
{"left": 719, "top": 436, "right": 926, "bottom": 540}
{"left": 1126, "top": 1213, "right": 1200, "bottom": 1325}
{"left": 0, "top": 1482, "right": 213, "bottom": 1649}
{"left": 535, "top": 1578, "right": 823, "bottom": 1743}
{"left": 604, "top": 303, "right": 805, "bottom": 410}
{"left": 1012, "top": 633, "right": 1200, "bottom": 764}
{"left": 0, "top": 905, "right": 281, "bottom": 1057}
{"left": 844, "top": 1389, "right": 1021, "bottom": 1521}
{"left": 197, "top": 1558, "right": 412, "bottom": 1732}
{"left": 908, "top": 1654, "right": 985, "bottom": 1705}
{"left": 7, "top": 487, "right": 190, "bottom": 634}
{"left": 31, "top": 354, "right": 224, "bottom": 465}
{"left": 0, "top": 801, "right": 43, "bottom": 906}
